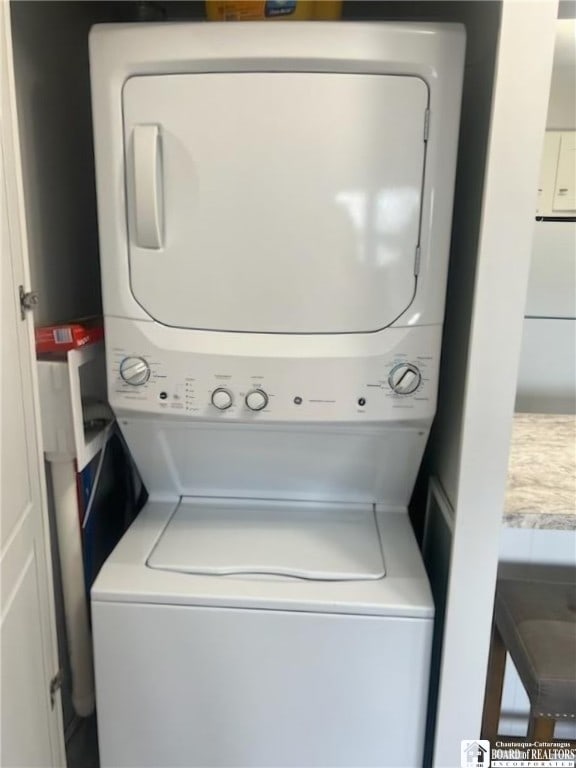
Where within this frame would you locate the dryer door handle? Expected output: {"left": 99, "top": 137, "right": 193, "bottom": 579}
{"left": 132, "top": 124, "right": 163, "bottom": 249}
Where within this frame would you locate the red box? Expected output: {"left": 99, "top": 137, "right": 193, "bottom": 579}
{"left": 35, "top": 318, "right": 104, "bottom": 355}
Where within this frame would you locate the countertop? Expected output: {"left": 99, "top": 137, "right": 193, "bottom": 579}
{"left": 503, "top": 413, "right": 576, "bottom": 529}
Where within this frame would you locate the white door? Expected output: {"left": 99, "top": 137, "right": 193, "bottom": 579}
{"left": 0, "top": 1, "right": 65, "bottom": 764}
{"left": 123, "top": 72, "right": 428, "bottom": 333}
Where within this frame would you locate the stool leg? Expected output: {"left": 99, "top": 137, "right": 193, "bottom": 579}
{"left": 528, "top": 715, "right": 555, "bottom": 741}
{"left": 481, "top": 622, "right": 507, "bottom": 740}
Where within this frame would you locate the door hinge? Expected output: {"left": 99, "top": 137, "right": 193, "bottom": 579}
{"left": 49, "top": 669, "right": 63, "bottom": 709}
{"left": 424, "top": 109, "right": 430, "bottom": 142}
{"left": 414, "top": 245, "right": 421, "bottom": 276}
{"left": 19, "top": 285, "right": 39, "bottom": 320}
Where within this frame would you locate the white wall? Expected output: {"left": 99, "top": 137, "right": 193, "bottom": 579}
{"left": 411, "top": 4, "right": 502, "bottom": 760}
{"left": 429, "top": 4, "right": 501, "bottom": 509}
{"left": 428, "top": 3, "right": 558, "bottom": 765}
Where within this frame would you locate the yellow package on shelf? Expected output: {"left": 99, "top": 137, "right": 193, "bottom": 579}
{"left": 205, "top": 1, "right": 342, "bottom": 21}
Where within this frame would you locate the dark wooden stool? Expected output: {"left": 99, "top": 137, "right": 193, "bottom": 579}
{"left": 482, "top": 565, "right": 576, "bottom": 741}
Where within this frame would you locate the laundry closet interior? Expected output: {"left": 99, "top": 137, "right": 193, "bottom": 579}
{"left": 4, "top": 2, "right": 558, "bottom": 767}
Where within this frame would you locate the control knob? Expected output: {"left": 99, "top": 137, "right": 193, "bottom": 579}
{"left": 211, "top": 388, "right": 233, "bottom": 410}
{"left": 245, "top": 389, "right": 268, "bottom": 411}
{"left": 388, "top": 363, "right": 421, "bottom": 395}
{"left": 119, "top": 357, "right": 150, "bottom": 386}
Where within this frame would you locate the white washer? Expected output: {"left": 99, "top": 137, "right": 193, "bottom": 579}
{"left": 89, "top": 22, "right": 465, "bottom": 768}
{"left": 93, "top": 501, "right": 433, "bottom": 768}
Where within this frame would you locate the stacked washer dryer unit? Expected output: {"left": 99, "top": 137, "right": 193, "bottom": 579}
{"left": 89, "top": 22, "right": 464, "bottom": 768}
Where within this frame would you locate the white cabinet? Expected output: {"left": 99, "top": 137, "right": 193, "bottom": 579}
{"left": 537, "top": 130, "right": 576, "bottom": 216}
{"left": 516, "top": 318, "right": 576, "bottom": 413}
{"left": 553, "top": 132, "right": 576, "bottom": 212}
{"left": 536, "top": 132, "right": 561, "bottom": 215}
{"left": 525, "top": 222, "right": 576, "bottom": 318}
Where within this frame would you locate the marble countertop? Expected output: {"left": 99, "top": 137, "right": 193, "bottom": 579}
{"left": 504, "top": 413, "right": 576, "bottom": 529}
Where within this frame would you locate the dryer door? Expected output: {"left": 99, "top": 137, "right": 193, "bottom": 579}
{"left": 123, "top": 72, "right": 428, "bottom": 334}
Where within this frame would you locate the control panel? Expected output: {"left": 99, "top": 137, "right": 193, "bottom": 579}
{"left": 106, "top": 320, "right": 441, "bottom": 423}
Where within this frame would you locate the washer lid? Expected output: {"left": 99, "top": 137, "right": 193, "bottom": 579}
{"left": 147, "top": 498, "right": 385, "bottom": 581}
{"left": 123, "top": 72, "right": 427, "bottom": 334}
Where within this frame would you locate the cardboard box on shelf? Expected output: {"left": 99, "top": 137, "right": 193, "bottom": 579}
{"left": 35, "top": 318, "right": 104, "bottom": 355}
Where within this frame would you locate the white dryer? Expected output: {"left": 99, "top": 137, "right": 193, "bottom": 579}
{"left": 89, "top": 21, "right": 464, "bottom": 768}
